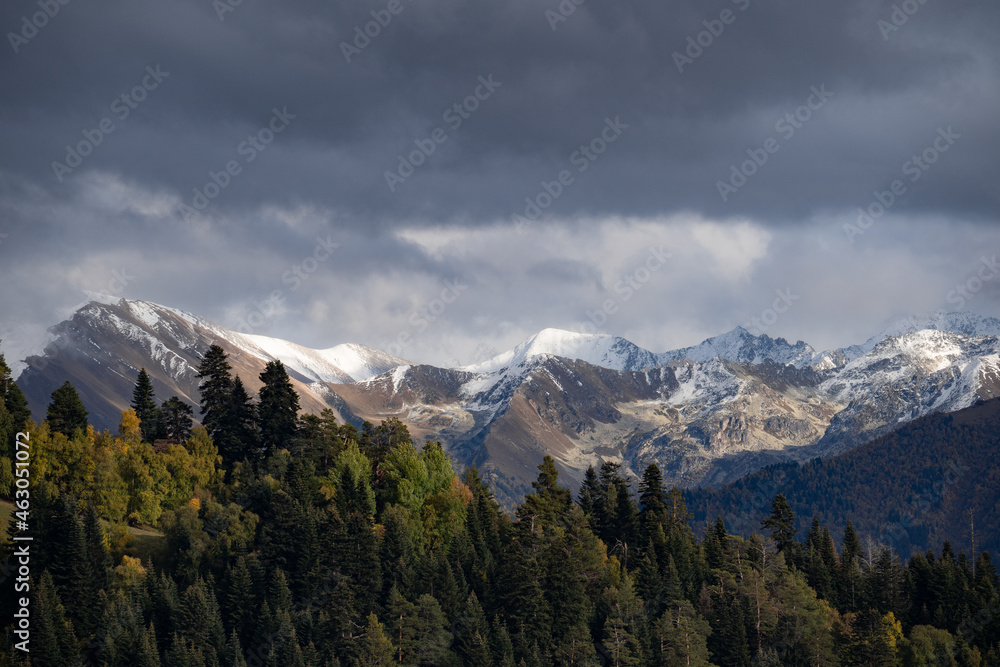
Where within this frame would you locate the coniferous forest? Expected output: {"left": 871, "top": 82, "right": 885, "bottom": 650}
{"left": 1, "top": 345, "right": 999, "bottom": 666}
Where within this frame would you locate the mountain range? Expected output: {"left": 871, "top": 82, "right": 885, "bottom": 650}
{"left": 12, "top": 299, "right": 1000, "bottom": 506}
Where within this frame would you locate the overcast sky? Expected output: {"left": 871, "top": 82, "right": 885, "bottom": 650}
{"left": 1, "top": 0, "right": 999, "bottom": 369}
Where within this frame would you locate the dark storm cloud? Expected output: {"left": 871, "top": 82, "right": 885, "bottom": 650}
{"left": 1, "top": 0, "right": 998, "bottom": 226}
{"left": 1, "top": 0, "right": 999, "bottom": 369}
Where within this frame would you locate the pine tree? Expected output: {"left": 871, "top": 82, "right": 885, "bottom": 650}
{"left": 132, "top": 368, "right": 162, "bottom": 442}
{"left": 355, "top": 613, "right": 394, "bottom": 666}
{"left": 161, "top": 396, "right": 194, "bottom": 443}
{"left": 45, "top": 493, "right": 100, "bottom": 636}
{"left": 491, "top": 619, "right": 517, "bottom": 667}
{"left": 47, "top": 380, "right": 89, "bottom": 436}
{"left": 32, "top": 571, "right": 79, "bottom": 666}
{"left": 0, "top": 349, "right": 31, "bottom": 448}
{"left": 455, "top": 591, "right": 492, "bottom": 666}
{"left": 226, "top": 376, "right": 259, "bottom": 463}
{"left": 638, "top": 463, "right": 667, "bottom": 540}
{"left": 578, "top": 465, "right": 601, "bottom": 519}
{"left": 83, "top": 503, "right": 112, "bottom": 593}
{"left": 839, "top": 520, "right": 863, "bottom": 613}
{"left": 518, "top": 455, "right": 572, "bottom": 527}
{"left": 226, "top": 556, "right": 257, "bottom": 647}
{"left": 761, "top": 494, "right": 797, "bottom": 559}
{"left": 411, "top": 594, "right": 453, "bottom": 666}
{"left": 704, "top": 517, "right": 729, "bottom": 571}
{"left": 554, "top": 620, "right": 599, "bottom": 666}
{"left": 258, "top": 361, "right": 300, "bottom": 457}
{"left": 139, "top": 623, "right": 164, "bottom": 667}
{"left": 651, "top": 600, "right": 713, "bottom": 667}
{"left": 176, "top": 578, "right": 226, "bottom": 660}
{"left": 197, "top": 344, "right": 235, "bottom": 446}
{"left": 224, "top": 629, "right": 248, "bottom": 667}
{"left": 601, "top": 574, "right": 646, "bottom": 667}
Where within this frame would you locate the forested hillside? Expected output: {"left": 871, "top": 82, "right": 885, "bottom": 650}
{"left": 1, "top": 346, "right": 999, "bottom": 665}
{"left": 685, "top": 398, "right": 1000, "bottom": 558}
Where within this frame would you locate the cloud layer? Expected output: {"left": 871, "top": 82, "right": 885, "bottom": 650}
{"left": 1, "top": 0, "right": 998, "bottom": 368}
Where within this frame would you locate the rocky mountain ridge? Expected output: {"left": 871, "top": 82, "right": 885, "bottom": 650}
{"left": 13, "top": 299, "right": 1000, "bottom": 505}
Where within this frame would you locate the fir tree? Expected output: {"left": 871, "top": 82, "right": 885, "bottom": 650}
{"left": 132, "top": 368, "right": 162, "bottom": 442}
{"left": 45, "top": 493, "right": 100, "bottom": 635}
{"left": 161, "top": 396, "right": 194, "bottom": 443}
{"left": 197, "top": 344, "right": 235, "bottom": 445}
{"left": 258, "top": 360, "right": 300, "bottom": 457}
{"left": 762, "top": 494, "right": 797, "bottom": 558}
{"left": 47, "top": 380, "right": 89, "bottom": 436}
{"left": 355, "top": 613, "right": 394, "bottom": 666}
{"left": 578, "top": 465, "right": 601, "bottom": 519}
{"left": 32, "top": 571, "right": 79, "bottom": 666}
{"left": 0, "top": 350, "right": 31, "bottom": 448}
{"left": 226, "top": 376, "right": 259, "bottom": 463}
{"left": 651, "top": 600, "right": 713, "bottom": 667}
{"left": 638, "top": 463, "right": 667, "bottom": 534}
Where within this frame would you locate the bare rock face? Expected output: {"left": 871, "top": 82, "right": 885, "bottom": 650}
{"left": 17, "top": 300, "right": 1000, "bottom": 507}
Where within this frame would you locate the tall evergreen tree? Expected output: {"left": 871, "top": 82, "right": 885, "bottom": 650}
{"left": 228, "top": 376, "right": 259, "bottom": 461}
{"left": 132, "top": 368, "right": 162, "bottom": 442}
{"left": 638, "top": 464, "right": 667, "bottom": 524}
{"left": 32, "top": 571, "right": 79, "bottom": 666}
{"left": 0, "top": 349, "right": 31, "bottom": 448}
{"left": 46, "top": 380, "right": 89, "bottom": 436}
{"left": 578, "top": 465, "right": 601, "bottom": 518}
{"left": 257, "top": 360, "right": 300, "bottom": 457}
{"left": 44, "top": 493, "right": 100, "bottom": 635}
{"left": 197, "top": 344, "right": 235, "bottom": 442}
{"left": 355, "top": 613, "right": 394, "bottom": 666}
{"left": 762, "top": 494, "right": 797, "bottom": 558}
{"left": 3, "top": 380, "right": 31, "bottom": 444}
{"left": 160, "top": 396, "right": 194, "bottom": 443}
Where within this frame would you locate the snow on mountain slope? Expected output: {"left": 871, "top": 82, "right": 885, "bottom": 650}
{"left": 110, "top": 299, "right": 410, "bottom": 383}
{"left": 835, "top": 312, "right": 1000, "bottom": 362}
{"left": 318, "top": 343, "right": 412, "bottom": 382}
{"left": 461, "top": 328, "right": 659, "bottom": 373}
{"left": 815, "top": 328, "right": 1000, "bottom": 454}
{"left": 657, "top": 326, "right": 821, "bottom": 368}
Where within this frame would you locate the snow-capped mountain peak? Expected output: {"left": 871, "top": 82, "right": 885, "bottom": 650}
{"left": 459, "top": 328, "right": 659, "bottom": 374}
{"left": 657, "top": 326, "right": 820, "bottom": 368}
{"left": 836, "top": 312, "right": 1000, "bottom": 362}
